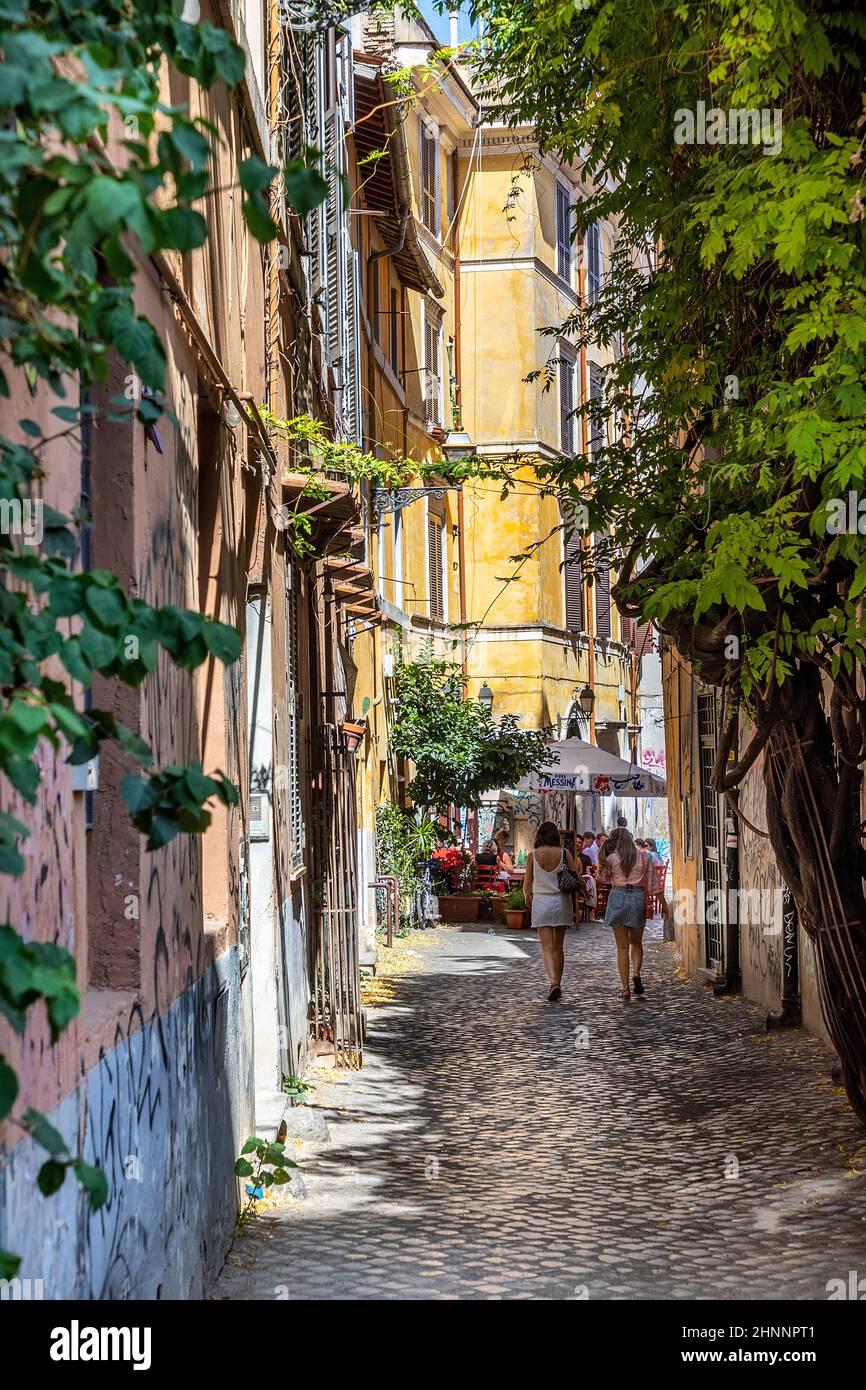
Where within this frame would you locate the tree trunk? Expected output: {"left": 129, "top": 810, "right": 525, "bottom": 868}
{"left": 760, "top": 665, "right": 866, "bottom": 1124}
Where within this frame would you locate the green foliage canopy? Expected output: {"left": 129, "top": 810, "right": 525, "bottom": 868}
{"left": 390, "top": 659, "right": 550, "bottom": 811}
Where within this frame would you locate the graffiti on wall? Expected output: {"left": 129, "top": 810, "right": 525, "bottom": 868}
{"left": 739, "top": 753, "right": 783, "bottom": 997}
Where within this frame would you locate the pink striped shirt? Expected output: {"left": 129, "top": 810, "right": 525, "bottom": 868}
{"left": 599, "top": 849, "right": 651, "bottom": 888}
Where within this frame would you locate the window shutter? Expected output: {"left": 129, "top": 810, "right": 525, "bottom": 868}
{"left": 323, "top": 104, "right": 344, "bottom": 370}
{"left": 589, "top": 363, "right": 604, "bottom": 461}
{"left": 303, "top": 35, "right": 323, "bottom": 300}
{"left": 344, "top": 244, "right": 362, "bottom": 444}
{"left": 595, "top": 556, "right": 612, "bottom": 640}
{"left": 421, "top": 125, "right": 438, "bottom": 233}
{"left": 563, "top": 525, "right": 584, "bottom": 632}
{"left": 428, "top": 515, "right": 444, "bottom": 620}
{"left": 556, "top": 185, "right": 571, "bottom": 282}
{"left": 587, "top": 223, "right": 601, "bottom": 303}
{"left": 424, "top": 309, "right": 440, "bottom": 425}
{"left": 559, "top": 350, "right": 575, "bottom": 453}
{"left": 389, "top": 286, "right": 399, "bottom": 373}
{"left": 634, "top": 620, "right": 655, "bottom": 656}
{"left": 286, "top": 564, "right": 304, "bottom": 869}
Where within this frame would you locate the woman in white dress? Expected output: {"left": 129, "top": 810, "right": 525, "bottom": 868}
{"left": 523, "top": 821, "right": 580, "bottom": 1002}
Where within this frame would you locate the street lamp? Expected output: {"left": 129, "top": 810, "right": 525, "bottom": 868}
{"left": 441, "top": 429, "right": 474, "bottom": 462}
{"left": 577, "top": 683, "right": 595, "bottom": 719}
{"left": 478, "top": 681, "right": 494, "bottom": 714}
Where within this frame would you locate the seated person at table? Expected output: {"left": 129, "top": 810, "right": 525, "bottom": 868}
{"left": 494, "top": 828, "right": 515, "bottom": 880}
{"left": 579, "top": 851, "right": 597, "bottom": 913}
{"left": 475, "top": 839, "right": 498, "bottom": 866}
{"left": 581, "top": 831, "right": 599, "bottom": 866}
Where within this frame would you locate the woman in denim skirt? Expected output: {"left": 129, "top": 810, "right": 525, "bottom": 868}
{"left": 598, "top": 828, "right": 656, "bottom": 1000}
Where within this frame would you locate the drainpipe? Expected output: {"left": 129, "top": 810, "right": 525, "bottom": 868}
{"left": 368, "top": 206, "right": 411, "bottom": 272}
{"left": 451, "top": 150, "right": 468, "bottom": 681}
{"left": 576, "top": 230, "right": 596, "bottom": 744}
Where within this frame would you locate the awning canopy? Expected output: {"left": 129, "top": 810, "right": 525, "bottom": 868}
{"left": 516, "top": 738, "right": 667, "bottom": 798}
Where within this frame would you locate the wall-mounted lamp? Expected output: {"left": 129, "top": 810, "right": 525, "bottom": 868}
{"left": 577, "top": 683, "right": 596, "bottom": 717}
{"left": 478, "top": 681, "right": 494, "bottom": 714}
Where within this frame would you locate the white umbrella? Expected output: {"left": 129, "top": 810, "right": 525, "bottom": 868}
{"left": 516, "top": 738, "right": 667, "bottom": 797}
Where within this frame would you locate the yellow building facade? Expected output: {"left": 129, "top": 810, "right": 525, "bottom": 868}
{"left": 348, "top": 9, "right": 639, "bottom": 900}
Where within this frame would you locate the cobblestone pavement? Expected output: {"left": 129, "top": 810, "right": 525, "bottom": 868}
{"left": 216, "top": 920, "right": 866, "bottom": 1300}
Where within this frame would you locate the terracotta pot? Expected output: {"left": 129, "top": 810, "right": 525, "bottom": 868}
{"left": 505, "top": 909, "right": 530, "bottom": 929}
{"left": 437, "top": 895, "right": 480, "bottom": 923}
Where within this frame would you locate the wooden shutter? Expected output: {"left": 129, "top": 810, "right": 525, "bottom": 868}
{"left": 371, "top": 260, "right": 380, "bottom": 344}
{"left": 559, "top": 349, "right": 575, "bottom": 453}
{"left": 556, "top": 184, "right": 571, "bottom": 282}
{"left": 344, "top": 244, "right": 361, "bottom": 444}
{"left": 286, "top": 563, "right": 304, "bottom": 868}
{"left": 323, "top": 103, "right": 344, "bottom": 370}
{"left": 389, "top": 286, "right": 399, "bottom": 372}
{"left": 589, "top": 363, "right": 604, "bottom": 461}
{"left": 595, "top": 553, "right": 612, "bottom": 640}
{"left": 424, "top": 309, "right": 440, "bottom": 424}
{"left": 421, "top": 124, "right": 437, "bottom": 232}
{"left": 428, "top": 514, "right": 444, "bottom": 620}
{"left": 303, "top": 34, "right": 323, "bottom": 299}
{"left": 563, "top": 525, "right": 584, "bottom": 632}
{"left": 587, "top": 223, "right": 601, "bottom": 303}
{"left": 634, "top": 620, "right": 655, "bottom": 656}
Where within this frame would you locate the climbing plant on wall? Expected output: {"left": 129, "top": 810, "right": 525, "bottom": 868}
{"left": 466, "top": 0, "right": 866, "bottom": 1120}
{"left": 0, "top": 0, "right": 331, "bottom": 1277}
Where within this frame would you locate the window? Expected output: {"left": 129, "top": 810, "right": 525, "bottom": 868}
{"left": 423, "top": 304, "right": 442, "bottom": 425}
{"left": 421, "top": 121, "right": 439, "bottom": 235}
{"left": 389, "top": 285, "right": 399, "bottom": 375}
{"left": 586, "top": 222, "right": 602, "bottom": 304}
{"left": 556, "top": 183, "right": 572, "bottom": 283}
{"left": 428, "top": 510, "right": 444, "bottom": 621}
{"left": 563, "top": 520, "right": 584, "bottom": 633}
{"left": 559, "top": 345, "right": 576, "bottom": 454}
{"left": 588, "top": 362, "right": 605, "bottom": 462}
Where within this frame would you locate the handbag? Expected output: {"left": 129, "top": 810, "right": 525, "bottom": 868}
{"left": 557, "top": 858, "right": 587, "bottom": 898}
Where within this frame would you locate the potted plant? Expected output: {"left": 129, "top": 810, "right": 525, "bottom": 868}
{"left": 504, "top": 887, "right": 530, "bottom": 929}
{"left": 433, "top": 848, "right": 479, "bottom": 922}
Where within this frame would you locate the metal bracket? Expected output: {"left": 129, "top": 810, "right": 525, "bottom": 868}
{"left": 372, "top": 486, "right": 461, "bottom": 517}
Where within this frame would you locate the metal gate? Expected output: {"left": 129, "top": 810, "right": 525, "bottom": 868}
{"left": 308, "top": 723, "right": 363, "bottom": 1067}
{"left": 697, "top": 693, "right": 724, "bottom": 970}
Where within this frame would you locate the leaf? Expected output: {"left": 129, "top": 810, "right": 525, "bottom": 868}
{"left": 71, "top": 1157, "right": 108, "bottom": 1210}
{"left": 239, "top": 155, "right": 277, "bottom": 193}
{"left": 234, "top": 1158, "right": 254, "bottom": 1177}
{"left": 0, "top": 1250, "right": 21, "bottom": 1281}
{"left": 283, "top": 161, "right": 328, "bottom": 216}
{"left": 201, "top": 620, "right": 242, "bottom": 664}
{"left": 0, "top": 1059, "right": 18, "bottom": 1121}
{"left": 22, "top": 1108, "right": 68, "bottom": 1157}
{"left": 37, "top": 1158, "right": 67, "bottom": 1197}
{"left": 159, "top": 206, "right": 208, "bottom": 252}
{"left": 242, "top": 190, "right": 277, "bottom": 244}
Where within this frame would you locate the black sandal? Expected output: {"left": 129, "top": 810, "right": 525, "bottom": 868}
{"left": 547, "top": 985, "right": 562, "bottom": 1003}
{"left": 633, "top": 975, "right": 645, "bottom": 996}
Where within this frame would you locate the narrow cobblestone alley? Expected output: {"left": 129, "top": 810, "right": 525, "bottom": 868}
{"left": 217, "top": 922, "right": 866, "bottom": 1301}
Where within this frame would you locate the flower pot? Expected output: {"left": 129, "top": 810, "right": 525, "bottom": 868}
{"left": 437, "top": 895, "right": 480, "bottom": 923}
{"left": 505, "top": 909, "right": 530, "bottom": 929}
